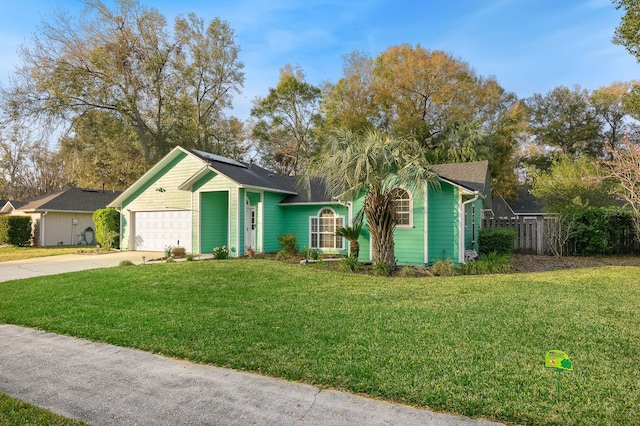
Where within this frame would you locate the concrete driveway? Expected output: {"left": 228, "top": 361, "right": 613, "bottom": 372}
{"left": 0, "top": 250, "right": 163, "bottom": 282}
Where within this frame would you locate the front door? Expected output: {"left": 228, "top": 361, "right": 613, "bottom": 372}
{"left": 245, "top": 205, "right": 256, "bottom": 253}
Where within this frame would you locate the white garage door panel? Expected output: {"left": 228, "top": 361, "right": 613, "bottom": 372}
{"left": 134, "top": 211, "right": 192, "bottom": 252}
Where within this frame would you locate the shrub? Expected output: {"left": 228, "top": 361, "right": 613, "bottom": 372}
{"left": 0, "top": 216, "right": 32, "bottom": 246}
{"left": 118, "top": 260, "right": 134, "bottom": 267}
{"left": 213, "top": 245, "right": 229, "bottom": 259}
{"left": 185, "top": 253, "right": 196, "bottom": 261}
{"left": 478, "top": 228, "right": 515, "bottom": 255}
{"left": 372, "top": 261, "right": 389, "bottom": 276}
{"left": 277, "top": 233, "right": 298, "bottom": 255}
{"left": 564, "top": 205, "right": 635, "bottom": 255}
{"left": 171, "top": 247, "right": 186, "bottom": 258}
{"left": 93, "top": 208, "right": 120, "bottom": 249}
{"left": 432, "top": 258, "right": 456, "bottom": 276}
{"left": 340, "top": 255, "right": 360, "bottom": 273}
{"left": 461, "top": 252, "right": 513, "bottom": 275}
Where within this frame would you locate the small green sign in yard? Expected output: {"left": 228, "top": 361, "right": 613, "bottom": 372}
{"left": 545, "top": 350, "right": 573, "bottom": 371}
{"left": 545, "top": 350, "right": 573, "bottom": 401}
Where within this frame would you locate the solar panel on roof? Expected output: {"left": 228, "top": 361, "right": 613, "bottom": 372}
{"left": 191, "top": 149, "right": 247, "bottom": 168}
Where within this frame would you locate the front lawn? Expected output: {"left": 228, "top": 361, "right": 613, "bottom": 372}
{"left": 1, "top": 260, "right": 638, "bottom": 425}
{"left": 0, "top": 393, "right": 88, "bottom": 425}
{"left": 0, "top": 246, "right": 90, "bottom": 262}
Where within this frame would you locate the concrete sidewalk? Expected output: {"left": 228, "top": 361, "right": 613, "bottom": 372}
{"left": 0, "top": 325, "right": 504, "bottom": 426}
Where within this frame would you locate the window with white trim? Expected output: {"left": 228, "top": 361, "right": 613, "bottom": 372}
{"left": 391, "top": 187, "right": 412, "bottom": 227}
{"left": 310, "top": 208, "right": 344, "bottom": 250}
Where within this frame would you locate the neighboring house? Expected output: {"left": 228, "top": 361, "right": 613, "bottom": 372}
{"left": 109, "top": 146, "right": 491, "bottom": 266}
{"left": 0, "top": 200, "right": 27, "bottom": 215}
{"left": 491, "top": 185, "right": 545, "bottom": 219}
{"left": 3, "top": 188, "right": 122, "bottom": 246}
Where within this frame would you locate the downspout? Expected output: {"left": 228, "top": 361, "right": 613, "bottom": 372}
{"left": 460, "top": 192, "right": 480, "bottom": 263}
{"left": 40, "top": 211, "right": 47, "bottom": 247}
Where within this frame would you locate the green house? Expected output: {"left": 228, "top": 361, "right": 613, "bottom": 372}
{"left": 109, "top": 146, "right": 491, "bottom": 265}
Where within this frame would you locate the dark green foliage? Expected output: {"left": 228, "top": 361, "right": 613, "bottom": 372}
{"left": 478, "top": 228, "right": 515, "bottom": 255}
{"left": 277, "top": 233, "right": 298, "bottom": 255}
{"left": 0, "top": 216, "right": 32, "bottom": 246}
{"left": 212, "top": 246, "right": 229, "bottom": 259}
{"left": 92, "top": 208, "right": 120, "bottom": 249}
{"left": 339, "top": 255, "right": 360, "bottom": 273}
{"left": 565, "top": 206, "right": 636, "bottom": 255}
{"left": 335, "top": 223, "right": 362, "bottom": 259}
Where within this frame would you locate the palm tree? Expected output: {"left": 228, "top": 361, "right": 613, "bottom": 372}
{"left": 305, "top": 129, "right": 437, "bottom": 272}
{"left": 335, "top": 222, "right": 363, "bottom": 259}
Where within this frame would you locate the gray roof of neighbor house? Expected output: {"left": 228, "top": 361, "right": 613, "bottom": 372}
{"left": 492, "top": 185, "right": 544, "bottom": 218}
{"left": 185, "top": 148, "right": 297, "bottom": 194}
{"left": 16, "top": 188, "right": 122, "bottom": 213}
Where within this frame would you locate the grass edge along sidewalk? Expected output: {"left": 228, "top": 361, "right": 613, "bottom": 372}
{"left": 1, "top": 259, "right": 639, "bottom": 425}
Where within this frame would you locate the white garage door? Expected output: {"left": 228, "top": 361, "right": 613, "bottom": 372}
{"left": 133, "top": 211, "right": 192, "bottom": 252}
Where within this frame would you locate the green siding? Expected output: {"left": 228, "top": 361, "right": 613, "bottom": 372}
{"left": 463, "top": 197, "right": 483, "bottom": 253}
{"left": 428, "top": 184, "right": 459, "bottom": 265}
{"left": 280, "top": 204, "right": 349, "bottom": 255}
{"left": 263, "top": 192, "right": 287, "bottom": 253}
{"left": 192, "top": 169, "right": 238, "bottom": 256}
{"left": 394, "top": 189, "right": 425, "bottom": 266}
{"left": 352, "top": 195, "right": 370, "bottom": 262}
{"left": 200, "top": 191, "right": 229, "bottom": 254}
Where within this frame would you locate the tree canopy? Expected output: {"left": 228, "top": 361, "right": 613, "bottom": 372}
{"left": 1, "top": 0, "right": 244, "bottom": 169}
{"left": 250, "top": 65, "right": 321, "bottom": 176}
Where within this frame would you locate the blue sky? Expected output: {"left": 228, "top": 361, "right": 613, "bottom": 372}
{"left": 1, "top": 0, "right": 638, "bottom": 121}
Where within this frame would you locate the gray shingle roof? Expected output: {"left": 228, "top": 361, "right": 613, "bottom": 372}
{"left": 279, "top": 177, "right": 333, "bottom": 204}
{"left": 185, "top": 148, "right": 297, "bottom": 194}
{"left": 430, "top": 160, "right": 490, "bottom": 194}
{"left": 17, "top": 188, "right": 122, "bottom": 213}
{"left": 509, "top": 186, "right": 543, "bottom": 214}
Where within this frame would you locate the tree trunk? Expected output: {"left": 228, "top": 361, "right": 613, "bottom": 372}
{"left": 349, "top": 240, "right": 360, "bottom": 259}
{"left": 364, "top": 188, "right": 397, "bottom": 272}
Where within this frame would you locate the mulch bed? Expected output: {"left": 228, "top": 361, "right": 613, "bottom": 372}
{"left": 511, "top": 254, "right": 640, "bottom": 273}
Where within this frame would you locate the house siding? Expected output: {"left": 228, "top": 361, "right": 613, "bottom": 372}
{"left": 43, "top": 212, "right": 96, "bottom": 246}
{"left": 394, "top": 189, "right": 425, "bottom": 265}
{"left": 121, "top": 152, "right": 199, "bottom": 251}
{"left": 263, "top": 192, "right": 286, "bottom": 253}
{"left": 427, "top": 183, "right": 459, "bottom": 265}
{"left": 200, "top": 191, "right": 229, "bottom": 254}
{"left": 463, "top": 198, "right": 483, "bottom": 253}
{"left": 281, "top": 204, "right": 349, "bottom": 255}
{"left": 193, "top": 170, "right": 240, "bottom": 256}
{"left": 11, "top": 211, "right": 96, "bottom": 247}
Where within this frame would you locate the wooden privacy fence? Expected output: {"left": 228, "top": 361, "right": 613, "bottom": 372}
{"left": 482, "top": 217, "right": 640, "bottom": 255}
{"left": 482, "top": 217, "right": 547, "bottom": 254}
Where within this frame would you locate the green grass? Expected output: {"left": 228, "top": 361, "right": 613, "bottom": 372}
{"left": 0, "top": 393, "right": 88, "bottom": 425}
{"left": 0, "top": 246, "right": 87, "bottom": 262}
{"left": 1, "top": 260, "right": 639, "bottom": 425}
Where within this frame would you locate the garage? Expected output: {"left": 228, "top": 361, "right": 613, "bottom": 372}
{"left": 133, "top": 210, "right": 192, "bottom": 252}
